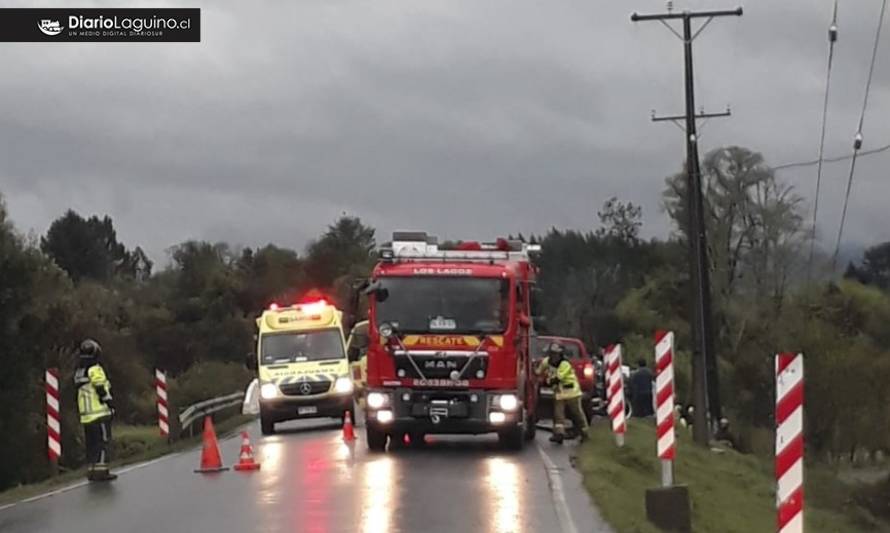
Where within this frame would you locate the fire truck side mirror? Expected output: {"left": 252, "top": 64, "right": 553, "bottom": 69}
{"left": 373, "top": 287, "right": 389, "bottom": 302}
{"left": 347, "top": 346, "right": 361, "bottom": 363}
{"left": 530, "top": 286, "right": 544, "bottom": 316}
{"left": 363, "top": 280, "right": 389, "bottom": 302}
{"left": 519, "top": 314, "right": 531, "bottom": 328}
{"left": 245, "top": 353, "right": 258, "bottom": 371}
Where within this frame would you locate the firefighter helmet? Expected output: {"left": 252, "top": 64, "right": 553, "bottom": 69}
{"left": 546, "top": 342, "right": 565, "bottom": 357}
{"left": 80, "top": 338, "right": 102, "bottom": 357}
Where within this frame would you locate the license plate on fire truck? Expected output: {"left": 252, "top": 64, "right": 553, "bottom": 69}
{"left": 540, "top": 387, "right": 554, "bottom": 397}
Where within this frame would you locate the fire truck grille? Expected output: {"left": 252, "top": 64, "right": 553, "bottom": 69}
{"left": 396, "top": 354, "right": 487, "bottom": 379}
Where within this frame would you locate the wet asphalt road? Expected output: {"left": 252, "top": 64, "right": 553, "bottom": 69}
{"left": 0, "top": 418, "right": 612, "bottom": 533}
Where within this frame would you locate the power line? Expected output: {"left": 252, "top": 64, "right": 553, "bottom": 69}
{"left": 773, "top": 142, "right": 890, "bottom": 170}
{"left": 807, "top": 1, "right": 838, "bottom": 281}
{"left": 832, "top": 0, "right": 888, "bottom": 271}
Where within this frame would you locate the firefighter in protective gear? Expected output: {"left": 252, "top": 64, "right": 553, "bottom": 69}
{"left": 539, "top": 343, "right": 588, "bottom": 444}
{"left": 74, "top": 339, "right": 117, "bottom": 481}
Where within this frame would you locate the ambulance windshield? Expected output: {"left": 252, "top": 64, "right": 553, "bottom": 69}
{"left": 376, "top": 277, "right": 509, "bottom": 334}
{"left": 260, "top": 329, "right": 344, "bottom": 364}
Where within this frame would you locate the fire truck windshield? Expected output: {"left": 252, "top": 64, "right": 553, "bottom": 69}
{"left": 376, "top": 277, "right": 510, "bottom": 334}
{"left": 260, "top": 329, "right": 344, "bottom": 364}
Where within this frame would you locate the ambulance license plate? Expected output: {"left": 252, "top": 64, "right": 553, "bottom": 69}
{"left": 298, "top": 406, "right": 317, "bottom": 415}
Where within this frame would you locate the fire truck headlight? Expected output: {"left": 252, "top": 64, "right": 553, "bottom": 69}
{"left": 260, "top": 383, "right": 280, "bottom": 400}
{"left": 376, "top": 410, "right": 394, "bottom": 423}
{"left": 498, "top": 394, "right": 519, "bottom": 411}
{"left": 583, "top": 364, "right": 594, "bottom": 378}
{"left": 378, "top": 322, "right": 394, "bottom": 338}
{"left": 334, "top": 377, "right": 354, "bottom": 394}
{"left": 489, "top": 412, "right": 507, "bottom": 424}
{"left": 367, "top": 392, "right": 388, "bottom": 409}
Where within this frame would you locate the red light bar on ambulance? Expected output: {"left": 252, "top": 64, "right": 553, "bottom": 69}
{"left": 295, "top": 300, "right": 327, "bottom": 314}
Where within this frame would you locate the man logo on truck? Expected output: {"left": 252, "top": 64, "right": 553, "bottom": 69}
{"left": 424, "top": 360, "right": 459, "bottom": 370}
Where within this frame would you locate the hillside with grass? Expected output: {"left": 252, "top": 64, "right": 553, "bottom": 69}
{"left": 576, "top": 420, "right": 889, "bottom": 533}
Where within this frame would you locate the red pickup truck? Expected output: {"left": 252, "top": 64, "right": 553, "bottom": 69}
{"left": 532, "top": 336, "right": 600, "bottom": 422}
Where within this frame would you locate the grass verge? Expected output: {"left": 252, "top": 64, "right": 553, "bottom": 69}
{"left": 0, "top": 415, "right": 253, "bottom": 507}
{"left": 576, "top": 419, "right": 889, "bottom": 533}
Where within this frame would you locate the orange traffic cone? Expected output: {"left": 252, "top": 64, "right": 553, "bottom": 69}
{"left": 342, "top": 411, "right": 356, "bottom": 442}
{"left": 233, "top": 431, "right": 261, "bottom": 471}
{"left": 194, "top": 416, "right": 229, "bottom": 473}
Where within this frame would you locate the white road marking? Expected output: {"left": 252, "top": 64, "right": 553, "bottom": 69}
{"left": 537, "top": 443, "right": 580, "bottom": 533}
{"left": 0, "top": 424, "right": 250, "bottom": 513}
{"left": 17, "top": 480, "right": 89, "bottom": 505}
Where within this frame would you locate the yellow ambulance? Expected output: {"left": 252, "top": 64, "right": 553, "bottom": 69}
{"left": 251, "top": 299, "right": 354, "bottom": 435}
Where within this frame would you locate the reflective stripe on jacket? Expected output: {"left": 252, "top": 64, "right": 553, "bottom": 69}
{"left": 554, "top": 360, "right": 582, "bottom": 400}
{"left": 76, "top": 364, "right": 112, "bottom": 424}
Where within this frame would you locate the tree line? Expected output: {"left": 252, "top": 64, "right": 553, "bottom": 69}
{"left": 0, "top": 207, "right": 376, "bottom": 489}
{"left": 536, "top": 146, "right": 890, "bottom": 460}
{"left": 2, "top": 143, "right": 888, "bottom": 490}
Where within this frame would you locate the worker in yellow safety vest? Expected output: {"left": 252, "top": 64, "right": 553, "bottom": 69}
{"left": 74, "top": 339, "right": 117, "bottom": 481}
{"left": 538, "top": 342, "right": 588, "bottom": 444}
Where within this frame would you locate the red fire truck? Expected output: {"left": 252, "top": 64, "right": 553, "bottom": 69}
{"left": 359, "top": 232, "right": 541, "bottom": 451}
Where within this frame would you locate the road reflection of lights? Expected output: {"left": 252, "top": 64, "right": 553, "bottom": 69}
{"left": 486, "top": 457, "right": 522, "bottom": 533}
{"left": 334, "top": 437, "right": 357, "bottom": 483}
{"left": 361, "top": 457, "right": 395, "bottom": 533}
{"left": 298, "top": 441, "right": 332, "bottom": 533}
{"left": 262, "top": 438, "right": 284, "bottom": 470}
{"left": 258, "top": 439, "right": 284, "bottom": 505}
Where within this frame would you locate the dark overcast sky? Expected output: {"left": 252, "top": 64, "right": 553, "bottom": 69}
{"left": 0, "top": 0, "right": 887, "bottom": 262}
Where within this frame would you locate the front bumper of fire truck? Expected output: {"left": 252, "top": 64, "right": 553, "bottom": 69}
{"left": 363, "top": 388, "right": 524, "bottom": 434}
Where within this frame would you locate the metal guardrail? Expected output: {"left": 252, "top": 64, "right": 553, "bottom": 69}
{"left": 178, "top": 391, "right": 244, "bottom": 435}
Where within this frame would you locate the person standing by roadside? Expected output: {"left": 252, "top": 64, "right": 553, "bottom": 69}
{"left": 629, "top": 358, "right": 655, "bottom": 417}
{"left": 539, "top": 343, "right": 589, "bottom": 444}
{"left": 74, "top": 339, "right": 117, "bottom": 481}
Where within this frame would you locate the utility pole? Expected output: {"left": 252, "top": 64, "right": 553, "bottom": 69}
{"left": 632, "top": 5, "right": 742, "bottom": 446}
{"left": 652, "top": 104, "right": 732, "bottom": 444}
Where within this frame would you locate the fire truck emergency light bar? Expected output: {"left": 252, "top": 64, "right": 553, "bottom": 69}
{"left": 380, "top": 232, "right": 540, "bottom": 263}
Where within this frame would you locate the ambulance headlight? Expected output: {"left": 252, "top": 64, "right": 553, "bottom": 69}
{"left": 260, "top": 383, "right": 280, "bottom": 400}
{"left": 498, "top": 394, "right": 519, "bottom": 411}
{"left": 334, "top": 376, "right": 354, "bottom": 394}
{"left": 367, "top": 392, "right": 388, "bottom": 409}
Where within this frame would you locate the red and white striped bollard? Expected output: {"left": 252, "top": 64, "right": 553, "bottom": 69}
{"left": 46, "top": 368, "right": 62, "bottom": 471}
{"left": 605, "top": 344, "right": 626, "bottom": 447}
{"left": 655, "top": 330, "right": 676, "bottom": 487}
{"left": 776, "top": 353, "right": 804, "bottom": 533}
{"left": 156, "top": 369, "right": 170, "bottom": 438}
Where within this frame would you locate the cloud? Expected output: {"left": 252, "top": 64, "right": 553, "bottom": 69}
{"left": 1, "top": 0, "right": 888, "bottom": 262}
